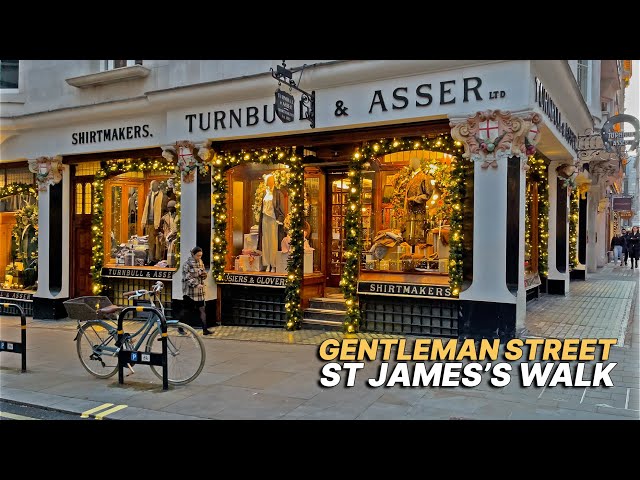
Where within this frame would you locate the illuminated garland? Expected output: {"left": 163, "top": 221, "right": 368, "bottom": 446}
{"left": 90, "top": 157, "right": 178, "bottom": 294}
{"left": 526, "top": 155, "right": 549, "bottom": 277}
{"left": 0, "top": 183, "right": 38, "bottom": 199}
{"left": 343, "top": 134, "right": 465, "bottom": 333}
{"left": 210, "top": 147, "right": 304, "bottom": 330}
{"left": 569, "top": 189, "right": 579, "bottom": 269}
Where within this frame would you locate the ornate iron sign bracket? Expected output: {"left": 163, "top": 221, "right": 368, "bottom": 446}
{"left": 270, "top": 60, "right": 316, "bottom": 129}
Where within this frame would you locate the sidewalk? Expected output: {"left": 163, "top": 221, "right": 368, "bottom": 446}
{"left": 1, "top": 264, "right": 638, "bottom": 420}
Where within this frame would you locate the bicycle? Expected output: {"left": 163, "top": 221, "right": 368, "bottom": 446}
{"left": 74, "top": 281, "right": 206, "bottom": 385}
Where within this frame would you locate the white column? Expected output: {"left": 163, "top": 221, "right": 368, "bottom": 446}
{"left": 515, "top": 156, "right": 527, "bottom": 330}
{"left": 35, "top": 166, "right": 70, "bottom": 299}
{"left": 547, "top": 160, "right": 571, "bottom": 293}
{"left": 172, "top": 169, "right": 196, "bottom": 301}
{"left": 596, "top": 202, "right": 607, "bottom": 267}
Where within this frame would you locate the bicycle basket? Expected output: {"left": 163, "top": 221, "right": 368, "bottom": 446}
{"left": 63, "top": 296, "right": 113, "bottom": 321}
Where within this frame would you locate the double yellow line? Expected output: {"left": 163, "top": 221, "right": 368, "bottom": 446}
{"left": 81, "top": 403, "right": 128, "bottom": 420}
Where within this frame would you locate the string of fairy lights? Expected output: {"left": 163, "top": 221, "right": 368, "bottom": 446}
{"left": 90, "top": 157, "right": 178, "bottom": 294}
{"left": 525, "top": 155, "right": 549, "bottom": 278}
{"left": 209, "top": 147, "right": 305, "bottom": 330}
{"left": 569, "top": 189, "right": 579, "bottom": 269}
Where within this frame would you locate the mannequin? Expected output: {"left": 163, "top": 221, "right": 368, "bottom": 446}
{"left": 257, "top": 174, "right": 285, "bottom": 272}
{"left": 141, "top": 180, "right": 168, "bottom": 264}
{"left": 403, "top": 157, "right": 434, "bottom": 245}
{"left": 159, "top": 199, "right": 179, "bottom": 267}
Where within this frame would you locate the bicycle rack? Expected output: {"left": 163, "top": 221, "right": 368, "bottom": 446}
{"left": 0, "top": 302, "right": 27, "bottom": 372}
{"left": 116, "top": 306, "right": 168, "bottom": 390}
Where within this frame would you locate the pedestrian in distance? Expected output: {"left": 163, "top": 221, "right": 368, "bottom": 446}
{"left": 627, "top": 226, "right": 640, "bottom": 270}
{"left": 610, "top": 231, "right": 625, "bottom": 266}
{"left": 182, "top": 246, "right": 214, "bottom": 335}
{"left": 621, "top": 228, "right": 631, "bottom": 266}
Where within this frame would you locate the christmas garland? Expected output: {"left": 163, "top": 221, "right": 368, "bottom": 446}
{"left": 210, "top": 148, "right": 304, "bottom": 330}
{"left": 0, "top": 183, "right": 38, "bottom": 199}
{"left": 569, "top": 189, "right": 579, "bottom": 270}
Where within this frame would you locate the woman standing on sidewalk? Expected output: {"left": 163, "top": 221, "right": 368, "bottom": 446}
{"left": 610, "top": 232, "right": 625, "bottom": 266}
{"left": 182, "top": 246, "right": 214, "bottom": 335}
{"left": 627, "top": 226, "right": 640, "bottom": 269}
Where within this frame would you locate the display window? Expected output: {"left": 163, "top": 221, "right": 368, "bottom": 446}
{"left": 226, "top": 162, "right": 316, "bottom": 274}
{"left": 0, "top": 189, "right": 38, "bottom": 292}
{"left": 361, "top": 149, "right": 454, "bottom": 276}
{"left": 103, "top": 171, "right": 178, "bottom": 269}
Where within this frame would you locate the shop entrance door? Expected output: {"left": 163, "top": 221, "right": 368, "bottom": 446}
{"left": 71, "top": 175, "right": 94, "bottom": 297}
{"left": 326, "top": 170, "right": 349, "bottom": 288}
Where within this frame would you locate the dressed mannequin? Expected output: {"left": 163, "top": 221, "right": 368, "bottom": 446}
{"left": 403, "top": 157, "right": 434, "bottom": 245}
{"left": 257, "top": 174, "right": 285, "bottom": 272}
{"left": 159, "top": 200, "right": 179, "bottom": 267}
{"left": 141, "top": 180, "right": 168, "bottom": 264}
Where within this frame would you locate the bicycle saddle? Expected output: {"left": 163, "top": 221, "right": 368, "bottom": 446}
{"left": 97, "top": 305, "right": 123, "bottom": 315}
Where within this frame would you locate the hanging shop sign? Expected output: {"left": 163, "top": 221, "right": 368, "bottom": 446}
{"left": 601, "top": 114, "right": 640, "bottom": 152}
{"left": 270, "top": 61, "right": 315, "bottom": 128}
{"left": 100, "top": 267, "right": 174, "bottom": 280}
{"left": 357, "top": 282, "right": 453, "bottom": 299}
{"left": 274, "top": 89, "right": 295, "bottom": 123}
{"left": 534, "top": 77, "right": 578, "bottom": 152}
{"left": 618, "top": 210, "right": 634, "bottom": 218}
{"left": 219, "top": 273, "right": 286, "bottom": 288}
{"left": 612, "top": 196, "right": 633, "bottom": 211}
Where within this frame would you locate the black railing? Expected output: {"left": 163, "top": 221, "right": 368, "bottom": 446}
{"left": 0, "top": 302, "right": 27, "bottom": 372}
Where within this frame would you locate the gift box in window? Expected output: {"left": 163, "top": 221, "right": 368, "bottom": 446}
{"left": 238, "top": 249, "right": 262, "bottom": 272}
{"left": 401, "top": 255, "right": 414, "bottom": 272}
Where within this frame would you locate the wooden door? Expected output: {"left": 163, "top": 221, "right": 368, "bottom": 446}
{"left": 326, "top": 171, "right": 349, "bottom": 287}
{"left": 71, "top": 176, "right": 94, "bottom": 297}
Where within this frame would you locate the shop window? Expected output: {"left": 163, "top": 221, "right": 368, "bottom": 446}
{"left": 75, "top": 182, "right": 94, "bottom": 215}
{"left": 0, "top": 191, "right": 38, "bottom": 293}
{"left": 363, "top": 149, "right": 453, "bottom": 276}
{"left": 104, "top": 172, "right": 178, "bottom": 268}
{"left": 0, "top": 60, "right": 19, "bottom": 91}
{"left": 5, "top": 167, "right": 33, "bottom": 185}
{"left": 226, "top": 162, "right": 317, "bottom": 274}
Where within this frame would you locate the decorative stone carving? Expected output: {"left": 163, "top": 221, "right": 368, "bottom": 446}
{"left": 450, "top": 110, "right": 543, "bottom": 170}
{"left": 28, "top": 155, "right": 64, "bottom": 191}
{"left": 172, "top": 140, "right": 205, "bottom": 183}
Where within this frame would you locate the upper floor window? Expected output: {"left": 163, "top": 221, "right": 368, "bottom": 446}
{"left": 102, "top": 60, "right": 143, "bottom": 71}
{"left": 0, "top": 60, "right": 19, "bottom": 91}
{"left": 576, "top": 60, "right": 590, "bottom": 100}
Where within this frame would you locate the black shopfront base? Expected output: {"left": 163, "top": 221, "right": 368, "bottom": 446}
{"left": 547, "top": 279, "right": 566, "bottom": 295}
{"left": 171, "top": 298, "right": 217, "bottom": 328}
{"left": 570, "top": 269, "right": 586, "bottom": 280}
{"left": 33, "top": 297, "right": 69, "bottom": 319}
{"left": 360, "top": 295, "right": 460, "bottom": 337}
{"left": 219, "top": 285, "right": 287, "bottom": 327}
{"left": 459, "top": 300, "right": 517, "bottom": 340}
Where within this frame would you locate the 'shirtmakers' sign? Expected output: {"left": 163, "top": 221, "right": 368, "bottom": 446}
{"left": 274, "top": 89, "right": 295, "bottom": 123}
{"left": 72, "top": 124, "right": 152, "bottom": 145}
{"left": 601, "top": 114, "right": 640, "bottom": 152}
{"left": 219, "top": 273, "right": 286, "bottom": 288}
{"left": 101, "top": 268, "right": 174, "bottom": 280}
{"left": 358, "top": 282, "right": 453, "bottom": 299}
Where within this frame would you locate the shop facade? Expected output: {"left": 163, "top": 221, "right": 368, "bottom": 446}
{"left": 0, "top": 60, "right": 595, "bottom": 338}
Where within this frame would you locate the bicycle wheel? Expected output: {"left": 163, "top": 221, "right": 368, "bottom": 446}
{"left": 145, "top": 322, "right": 206, "bottom": 385}
{"left": 76, "top": 320, "right": 119, "bottom": 379}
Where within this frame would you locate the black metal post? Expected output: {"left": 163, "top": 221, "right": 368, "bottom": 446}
{"left": 116, "top": 305, "right": 169, "bottom": 390}
{"left": 0, "top": 302, "right": 27, "bottom": 372}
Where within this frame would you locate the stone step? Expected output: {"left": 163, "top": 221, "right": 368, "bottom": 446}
{"left": 303, "top": 308, "right": 347, "bottom": 322}
{"left": 300, "top": 317, "right": 344, "bottom": 331}
{"left": 308, "top": 297, "right": 347, "bottom": 311}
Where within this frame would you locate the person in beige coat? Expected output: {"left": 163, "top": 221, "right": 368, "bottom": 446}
{"left": 141, "top": 180, "right": 168, "bottom": 264}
